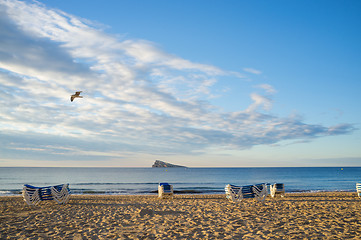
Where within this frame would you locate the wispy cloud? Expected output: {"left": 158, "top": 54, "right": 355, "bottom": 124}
{"left": 256, "top": 84, "right": 277, "bottom": 94}
{"left": 0, "top": 0, "right": 355, "bottom": 163}
{"left": 243, "top": 68, "right": 262, "bottom": 75}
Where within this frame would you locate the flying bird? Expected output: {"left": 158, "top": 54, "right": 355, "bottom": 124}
{"left": 71, "top": 91, "right": 83, "bottom": 102}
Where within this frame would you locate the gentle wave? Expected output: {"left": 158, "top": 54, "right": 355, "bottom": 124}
{"left": 0, "top": 190, "right": 22, "bottom": 195}
{"left": 72, "top": 182, "right": 220, "bottom": 186}
{"left": 1, "top": 167, "right": 360, "bottom": 196}
{"left": 73, "top": 182, "right": 158, "bottom": 186}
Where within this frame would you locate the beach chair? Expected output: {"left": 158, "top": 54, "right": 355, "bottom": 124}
{"left": 158, "top": 183, "right": 173, "bottom": 199}
{"left": 253, "top": 183, "right": 268, "bottom": 202}
{"left": 22, "top": 183, "right": 70, "bottom": 205}
{"left": 357, "top": 183, "right": 361, "bottom": 198}
{"left": 225, "top": 183, "right": 267, "bottom": 203}
{"left": 270, "top": 183, "right": 285, "bottom": 198}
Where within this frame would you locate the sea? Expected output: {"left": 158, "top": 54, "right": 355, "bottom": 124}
{"left": 0, "top": 167, "right": 360, "bottom": 196}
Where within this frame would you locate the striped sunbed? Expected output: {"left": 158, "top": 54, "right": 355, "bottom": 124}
{"left": 225, "top": 183, "right": 267, "bottom": 203}
{"left": 270, "top": 183, "right": 285, "bottom": 198}
{"left": 22, "top": 184, "right": 70, "bottom": 205}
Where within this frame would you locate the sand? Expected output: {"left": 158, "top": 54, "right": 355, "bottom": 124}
{"left": 1, "top": 192, "right": 361, "bottom": 239}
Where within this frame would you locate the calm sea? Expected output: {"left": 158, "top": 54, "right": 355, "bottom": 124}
{"left": 0, "top": 167, "right": 360, "bottom": 196}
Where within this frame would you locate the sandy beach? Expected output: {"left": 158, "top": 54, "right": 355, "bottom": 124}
{"left": 1, "top": 192, "right": 361, "bottom": 239}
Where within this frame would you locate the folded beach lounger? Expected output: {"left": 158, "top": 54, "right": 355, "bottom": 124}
{"left": 270, "top": 183, "right": 285, "bottom": 198}
{"left": 357, "top": 183, "right": 361, "bottom": 198}
{"left": 225, "top": 183, "right": 267, "bottom": 203}
{"left": 158, "top": 182, "right": 173, "bottom": 199}
{"left": 22, "top": 183, "right": 70, "bottom": 205}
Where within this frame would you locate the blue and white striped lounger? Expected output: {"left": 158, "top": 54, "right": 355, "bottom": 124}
{"left": 356, "top": 183, "right": 361, "bottom": 198}
{"left": 158, "top": 183, "right": 174, "bottom": 199}
{"left": 225, "top": 183, "right": 267, "bottom": 203}
{"left": 22, "top": 184, "right": 70, "bottom": 205}
{"left": 270, "top": 183, "right": 285, "bottom": 198}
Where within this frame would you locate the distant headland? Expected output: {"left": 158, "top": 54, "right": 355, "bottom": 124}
{"left": 152, "top": 160, "right": 186, "bottom": 168}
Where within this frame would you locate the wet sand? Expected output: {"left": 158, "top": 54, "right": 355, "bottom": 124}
{"left": 1, "top": 192, "right": 361, "bottom": 239}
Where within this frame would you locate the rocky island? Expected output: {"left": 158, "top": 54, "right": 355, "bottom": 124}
{"left": 152, "top": 160, "right": 186, "bottom": 168}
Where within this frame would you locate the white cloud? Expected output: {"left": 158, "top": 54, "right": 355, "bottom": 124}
{"left": 256, "top": 84, "right": 277, "bottom": 94}
{"left": 247, "top": 93, "right": 273, "bottom": 112}
{"left": 0, "top": 0, "right": 355, "bottom": 163}
{"left": 243, "top": 68, "right": 262, "bottom": 75}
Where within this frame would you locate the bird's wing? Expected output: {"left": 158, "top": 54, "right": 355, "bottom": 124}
{"left": 71, "top": 96, "right": 74, "bottom": 102}
{"left": 75, "top": 91, "right": 82, "bottom": 95}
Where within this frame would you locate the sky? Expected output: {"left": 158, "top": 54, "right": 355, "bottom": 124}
{"left": 0, "top": 0, "right": 360, "bottom": 167}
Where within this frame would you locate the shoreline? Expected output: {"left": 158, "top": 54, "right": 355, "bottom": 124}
{"left": 0, "top": 189, "right": 358, "bottom": 197}
{"left": 1, "top": 192, "right": 361, "bottom": 239}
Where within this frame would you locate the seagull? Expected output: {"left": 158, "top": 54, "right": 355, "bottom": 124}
{"left": 71, "top": 91, "right": 83, "bottom": 102}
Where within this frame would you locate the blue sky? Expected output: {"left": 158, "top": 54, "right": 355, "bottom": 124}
{"left": 0, "top": 0, "right": 360, "bottom": 167}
